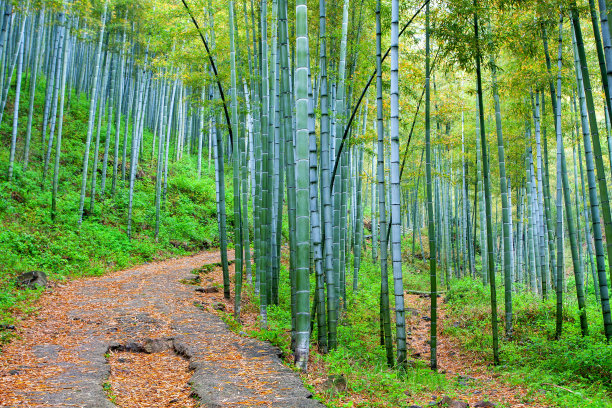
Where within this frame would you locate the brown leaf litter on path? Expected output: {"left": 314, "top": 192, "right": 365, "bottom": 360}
{"left": 107, "top": 349, "right": 195, "bottom": 408}
{"left": 406, "top": 293, "right": 549, "bottom": 408}
{"left": 0, "top": 250, "right": 321, "bottom": 407}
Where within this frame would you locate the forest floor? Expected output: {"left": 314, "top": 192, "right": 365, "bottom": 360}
{"left": 191, "top": 254, "right": 556, "bottom": 407}
{"left": 0, "top": 247, "right": 597, "bottom": 408}
{"left": 404, "top": 293, "right": 549, "bottom": 407}
{"left": 0, "top": 250, "right": 322, "bottom": 408}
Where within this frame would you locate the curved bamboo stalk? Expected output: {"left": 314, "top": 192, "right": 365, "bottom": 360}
{"left": 330, "top": 0, "right": 430, "bottom": 191}
{"left": 180, "top": 0, "right": 233, "bottom": 145}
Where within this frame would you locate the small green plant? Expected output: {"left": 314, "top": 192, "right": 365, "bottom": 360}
{"left": 217, "top": 310, "right": 243, "bottom": 334}
{"left": 102, "top": 381, "right": 117, "bottom": 404}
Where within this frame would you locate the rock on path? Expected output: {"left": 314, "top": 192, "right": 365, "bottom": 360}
{"left": 0, "top": 251, "right": 322, "bottom": 407}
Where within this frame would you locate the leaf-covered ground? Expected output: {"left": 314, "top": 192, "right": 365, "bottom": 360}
{"left": 404, "top": 292, "right": 544, "bottom": 407}
{"left": 0, "top": 250, "right": 321, "bottom": 407}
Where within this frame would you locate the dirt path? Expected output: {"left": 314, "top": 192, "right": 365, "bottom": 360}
{"left": 0, "top": 251, "right": 322, "bottom": 408}
{"left": 406, "top": 293, "right": 548, "bottom": 408}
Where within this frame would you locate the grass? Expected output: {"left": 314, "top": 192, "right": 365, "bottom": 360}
{"left": 0, "top": 74, "right": 227, "bottom": 343}
{"left": 222, "top": 232, "right": 612, "bottom": 407}
{"left": 444, "top": 277, "right": 612, "bottom": 407}
{"left": 225, "top": 244, "right": 451, "bottom": 407}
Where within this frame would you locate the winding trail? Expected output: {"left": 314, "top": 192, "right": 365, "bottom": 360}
{"left": 405, "top": 293, "right": 548, "bottom": 408}
{"left": 0, "top": 251, "right": 322, "bottom": 407}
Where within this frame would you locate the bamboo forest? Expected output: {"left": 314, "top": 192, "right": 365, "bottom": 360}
{"left": 2, "top": 0, "right": 612, "bottom": 406}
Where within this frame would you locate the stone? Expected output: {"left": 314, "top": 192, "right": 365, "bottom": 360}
{"left": 0, "top": 324, "right": 16, "bottom": 330}
{"left": 196, "top": 286, "right": 219, "bottom": 293}
{"left": 437, "top": 396, "right": 468, "bottom": 407}
{"left": 124, "top": 342, "right": 145, "bottom": 353}
{"left": 212, "top": 302, "right": 225, "bottom": 311}
{"left": 16, "top": 271, "right": 48, "bottom": 289}
{"left": 322, "top": 374, "right": 346, "bottom": 395}
{"left": 4, "top": 251, "right": 324, "bottom": 408}
{"left": 474, "top": 401, "right": 496, "bottom": 407}
{"left": 32, "top": 344, "right": 62, "bottom": 359}
{"left": 143, "top": 338, "right": 173, "bottom": 353}
{"left": 181, "top": 275, "right": 200, "bottom": 285}
{"left": 170, "top": 240, "right": 192, "bottom": 251}
{"left": 108, "top": 341, "right": 121, "bottom": 350}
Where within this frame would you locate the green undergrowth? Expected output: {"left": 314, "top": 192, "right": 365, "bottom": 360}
{"left": 0, "top": 75, "right": 228, "bottom": 344}
{"left": 226, "top": 231, "right": 612, "bottom": 407}
{"left": 405, "top": 230, "right": 612, "bottom": 407}
{"left": 312, "top": 256, "right": 449, "bottom": 407}
{"left": 445, "top": 277, "right": 612, "bottom": 407}
{"left": 232, "top": 248, "right": 450, "bottom": 407}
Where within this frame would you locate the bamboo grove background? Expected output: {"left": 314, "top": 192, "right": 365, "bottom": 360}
{"left": 3, "top": 0, "right": 612, "bottom": 373}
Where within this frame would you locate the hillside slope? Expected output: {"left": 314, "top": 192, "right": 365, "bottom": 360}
{"left": 0, "top": 76, "right": 227, "bottom": 342}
